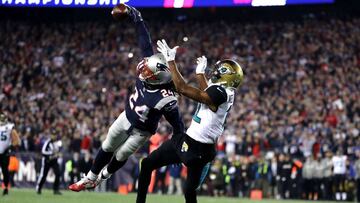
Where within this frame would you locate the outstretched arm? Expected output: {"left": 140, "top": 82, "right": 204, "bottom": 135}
{"left": 120, "top": 5, "right": 154, "bottom": 57}
{"left": 135, "top": 20, "right": 153, "bottom": 57}
{"left": 130, "top": 6, "right": 154, "bottom": 57}
{"left": 156, "top": 40, "right": 218, "bottom": 111}
{"left": 168, "top": 61, "right": 217, "bottom": 110}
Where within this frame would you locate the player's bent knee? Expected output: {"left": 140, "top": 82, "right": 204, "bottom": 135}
{"left": 101, "top": 138, "right": 116, "bottom": 152}
{"left": 140, "top": 158, "right": 154, "bottom": 171}
{"left": 115, "top": 151, "right": 129, "bottom": 162}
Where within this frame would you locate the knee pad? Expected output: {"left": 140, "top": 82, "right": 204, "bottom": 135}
{"left": 101, "top": 137, "right": 116, "bottom": 152}
{"left": 101, "top": 126, "right": 121, "bottom": 152}
{"left": 115, "top": 149, "right": 130, "bottom": 162}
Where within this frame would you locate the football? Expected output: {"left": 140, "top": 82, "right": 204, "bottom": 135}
{"left": 111, "top": 3, "right": 129, "bottom": 21}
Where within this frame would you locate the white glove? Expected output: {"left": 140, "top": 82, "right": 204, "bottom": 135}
{"left": 157, "top": 39, "right": 179, "bottom": 62}
{"left": 196, "top": 56, "right": 207, "bottom": 74}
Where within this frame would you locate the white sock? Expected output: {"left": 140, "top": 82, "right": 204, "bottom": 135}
{"left": 342, "top": 192, "right": 347, "bottom": 200}
{"left": 336, "top": 193, "right": 341, "bottom": 200}
{"left": 86, "top": 171, "right": 98, "bottom": 181}
{"left": 102, "top": 168, "right": 112, "bottom": 178}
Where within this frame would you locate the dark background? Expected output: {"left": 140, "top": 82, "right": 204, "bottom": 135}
{"left": 1, "top": 0, "right": 360, "bottom": 22}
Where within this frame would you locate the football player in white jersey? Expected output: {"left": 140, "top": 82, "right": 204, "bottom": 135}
{"left": 0, "top": 113, "right": 20, "bottom": 196}
{"left": 136, "top": 40, "right": 243, "bottom": 203}
{"left": 332, "top": 149, "right": 348, "bottom": 201}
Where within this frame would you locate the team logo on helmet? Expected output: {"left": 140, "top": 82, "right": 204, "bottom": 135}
{"left": 211, "top": 59, "right": 244, "bottom": 89}
{"left": 137, "top": 53, "right": 172, "bottom": 86}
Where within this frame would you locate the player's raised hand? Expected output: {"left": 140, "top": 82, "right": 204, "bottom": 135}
{"left": 196, "top": 56, "right": 207, "bottom": 74}
{"left": 111, "top": 3, "right": 143, "bottom": 23}
{"left": 157, "top": 39, "right": 179, "bottom": 62}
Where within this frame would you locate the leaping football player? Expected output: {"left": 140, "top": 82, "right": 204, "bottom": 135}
{"left": 136, "top": 40, "right": 244, "bottom": 203}
{"left": 69, "top": 6, "right": 184, "bottom": 192}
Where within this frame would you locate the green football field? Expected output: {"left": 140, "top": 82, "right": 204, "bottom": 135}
{"left": 1, "top": 189, "right": 337, "bottom": 203}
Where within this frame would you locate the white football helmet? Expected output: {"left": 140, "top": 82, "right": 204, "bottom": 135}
{"left": 137, "top": 53, "right": 172, "bottom": 86}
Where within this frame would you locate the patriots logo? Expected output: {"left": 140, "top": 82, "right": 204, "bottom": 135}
{"left": 156, "top": 63, "right": 170, "bottom": 72}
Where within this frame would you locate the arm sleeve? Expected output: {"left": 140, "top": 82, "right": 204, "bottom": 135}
{"left": 162, "top": 101, "right": 185, "bottom": 134}
{"left": 42, "top": 140, "right": 53, "bottom": 156}
{"left": 136, "top": 21, "right": 153, "bottom": 58}
{"left": 205, "top": 85, "right": 228, "bottom": 108}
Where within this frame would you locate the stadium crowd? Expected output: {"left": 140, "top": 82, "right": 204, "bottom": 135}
{"left": 0, "top": 13, "right": 360, "bottom": 201}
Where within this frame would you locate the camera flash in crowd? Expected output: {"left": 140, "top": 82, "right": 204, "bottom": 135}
{"left": 128, "top": 52, "right": 134, "bottom": 58}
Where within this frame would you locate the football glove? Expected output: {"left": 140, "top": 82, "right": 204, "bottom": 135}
{"left": 196, "top": 56, "right": 207, "bottom": 74}
{"left": 157, "top": 39, "right": 178, "bottom": 62}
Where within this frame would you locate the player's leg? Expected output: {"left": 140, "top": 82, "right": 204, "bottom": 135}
{"left": 36, "top": 157, "right": 50, "bottom": 194}
{"left": 136, "top": 140, "right": 181, "bottom": 203}
{"left": 181, "top": 135, "right": 215, "bottom": 203}
{"left": 69, "top": 112, "right": 131, "bottom": 191}
{"left": 183, "top": 164, "right": 205, "bottom": 203}
{"left": 52, "top": 159, "right": 62, "bottom": 195}
{"left": 1, "top": 153, "right": 10, "bottom": 195}
{"left": 89, "top": 112, "right": 131, "bottom": 176}
{"left": 99, "top": 129, "right": 150, "bottom": 180}
{"left": 167, "top": 176, "right": 175, "bottom": 194}
{"left": 340, "top": 175, "right": 347, "bottom": 200}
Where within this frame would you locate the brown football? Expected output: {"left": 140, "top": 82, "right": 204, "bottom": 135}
{"left": 111, "top": 3, "right": 129, "bottom": 21}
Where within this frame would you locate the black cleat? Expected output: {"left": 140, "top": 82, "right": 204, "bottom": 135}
{"left": 2, "top": 188, "right": 8, "bottom": 196}
{"left": 36, "top": 189, "right": 41, "bottom": 195}
{"left": 53, "top": 190, "right": 62, "bottom": 195}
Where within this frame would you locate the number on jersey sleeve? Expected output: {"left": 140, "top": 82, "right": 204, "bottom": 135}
{"left": 193, "top": 104, "right": 201, "bottom": 124}
{"left": 161, "top": 89, "right": 174, "bottom": 97}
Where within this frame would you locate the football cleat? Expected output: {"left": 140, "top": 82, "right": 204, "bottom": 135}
{"left": 3, "top": 188, "right": 8, "bottom": 196}
{"left": 53, "top": 190, "right": 62, "bottom": 195}
{"left": 96, "top": 168, "right": 112, "bottom": 186}
{"left": 68, "top": 176, "right": 97, "bottom": 192}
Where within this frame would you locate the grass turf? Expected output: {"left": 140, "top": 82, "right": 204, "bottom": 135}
{"left": 1, "top": 188, "right": 337, "bottom": 203}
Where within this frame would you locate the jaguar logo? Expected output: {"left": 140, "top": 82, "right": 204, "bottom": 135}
{"left": 181, "top": 141, "right": 189, "bottom": 152}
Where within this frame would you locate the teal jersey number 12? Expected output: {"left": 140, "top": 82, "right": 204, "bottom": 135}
{"left": 192, "top": 104, "right": 201, "bottom": 124}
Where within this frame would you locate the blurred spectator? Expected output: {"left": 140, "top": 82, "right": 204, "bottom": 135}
{"left": 167, "top": 164, "right": 183, "bottom": 195}
{"left": 321, "top": 150, "right": 333, "bottom": 200}
{"left": 254, "top": 156, "right": 272, "bottom": 198}
{"left": 79, "top": 151, "right": 93, "bottom": 176}
{"left": 153, "top": 166, "right": 167, "bottom": 194}
{"left": 277, "top": 154, "right": 292, "bottom": 199}
{"left": 355, "top": 152, "right": 360, "bottom": 202}
{"left": 332, "top": 149, "right": 348, "bottom": 201}
{"left": 66, "top": 152, "right": 81, "bottom": 184}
